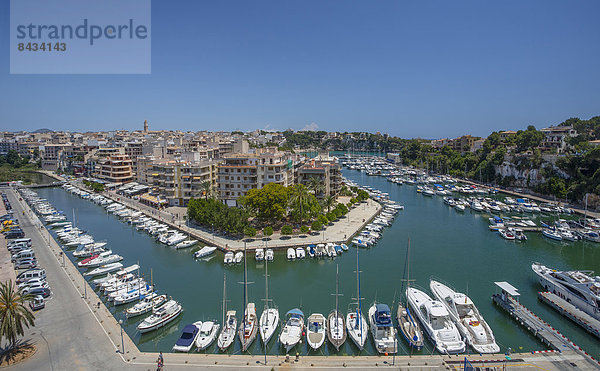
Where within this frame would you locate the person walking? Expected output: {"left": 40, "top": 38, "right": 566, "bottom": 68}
{"left": 157, "top": 351, "right": 164, "bottom": 370}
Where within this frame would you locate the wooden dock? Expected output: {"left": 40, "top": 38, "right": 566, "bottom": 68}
{"left": 538, "top": 291, "right": 600, "bottom": 339}
{"left": 492, "top": 282, "right": 599, "bottom": 369}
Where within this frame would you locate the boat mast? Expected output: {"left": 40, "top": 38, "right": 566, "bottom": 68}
{"left": 356, "top": 245, "right": 363, "bottom": 337}
{"left": 222, "top": 273, "right": 226, "bottom": 329}
{"left": 243, "top": 242, "right": 247, "bottom": 330}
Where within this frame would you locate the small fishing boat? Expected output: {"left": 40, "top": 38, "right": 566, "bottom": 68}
{"left": 234, "top": 251, "right": 244, "bottom": 264}
{"left": 265, "top": 249, "right": 274, "bottom": 261}
{"left": 295, "top": 247, "right": 305, "bottom": 259}
{"left": 287, "top": 248, "right": 296, "bottom": 260}
{"left": 498, "top": 228, "right": 515, "bottom": 240}
{"left": 306, "top": 313, "right": 326, "bottom": 350}
{"left": 224, "top": 252, "right": 234, "bottom": 264}
{"left": 172, "top": 321, "right": 202, "bottom": 352}
{"left": 255, "top": 248, "right": 264, "bottom": 261}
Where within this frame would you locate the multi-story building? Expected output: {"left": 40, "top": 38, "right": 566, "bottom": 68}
{"left": 217, "top": 149, "right": 296, "bottom": 206}
{"left": 150, "top": 159, "right": 220, "bottom": 206}
{"left": 297, "top": 155, "right": 342, "bottom": 198}
{"left": 541, "top": 126, "right": 577, "bottom": 153}
{"left": 449, "top": 135, "right": 479, "bottom": 153}
{"left": 94, "top": 148, "right": 133, "bottom": 183}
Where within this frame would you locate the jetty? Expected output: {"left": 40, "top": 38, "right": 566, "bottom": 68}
{"left": 492, "top": 282, "right": 600, "bottom": 368}
{"left": 538, "top": 291, "right": 600, "bottom": 339}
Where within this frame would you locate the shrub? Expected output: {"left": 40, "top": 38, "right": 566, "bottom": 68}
{"left": 350, "top": 197, "right": 358, "bottom": 204}
{"left": 311, "top": 221, "right": 322, "bottom": 231}
{"left": 326, "top": 211, "right": 336, "bottom": 222}
{"left": 300, "top": 225, "right": 309, "bottom": 234}
{"left": 244, "top": 227, "right": 256, "bottom": 238}
{"left": 263, "top": 226, "right": 273, "bottom": 237}
{"left": 317, "top": 214, "right": 328, "bottom": 225}
{"left": 336, "top": 204, "right": 348, "bottom": 215}
{"left": 281, "top": 225, "right": 293, "bottom": 235}
{"left": 333, "top": 209, "right": 342, "bottom": 219}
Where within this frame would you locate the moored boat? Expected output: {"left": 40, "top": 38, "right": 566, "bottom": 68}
{"left": 306, "top": 313, "right": 326, "bottom": 350}
{"left": 172, "top": 321, "right": 202, "bottom": 352}
{"left": 137, "top": 300, "right": 183, "bottom": 333}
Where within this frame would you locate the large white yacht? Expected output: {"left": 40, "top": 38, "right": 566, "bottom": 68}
{"left": 430, "top": 280, "right": 499, "bottom": 354}
{"left": 532, "top": 263, "right": 600, "bottom": 320}
{"left": 406, "top": 287, "right": 465, "bottom": 354}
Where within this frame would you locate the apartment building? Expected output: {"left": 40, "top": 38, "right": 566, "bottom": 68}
{"left": 541, "top": 126, "right": 577, "bottom": 153}
{"left": 94, "top": 148, "right": 133, "bottom": 183}
{"left": 297, "top": 156, "right": 342, "bottom": 198}
{"left": 217, "top": 149, "right": 296, "bottom": 206}
{"left": 150, "top": 159, "right": 220, "bottom": 206}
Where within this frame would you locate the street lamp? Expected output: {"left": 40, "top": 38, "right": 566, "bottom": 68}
{"left": 119, "top": 319, "right": 124, "bottom": 354}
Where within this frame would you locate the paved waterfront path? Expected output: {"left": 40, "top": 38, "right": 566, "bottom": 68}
{"left": 100, "top": 186, "right": 382, "bottom": 251}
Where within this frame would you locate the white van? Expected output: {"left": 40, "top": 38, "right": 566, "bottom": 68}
{"left": 16, "top": 268, "right": 46, "bottom": 283}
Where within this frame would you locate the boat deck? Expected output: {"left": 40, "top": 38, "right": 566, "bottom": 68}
{"left": 492, "top": 292, "right": 599, "bottom": 368}
{"left": 538, "top": 291, "right": 600, "bottom": 339}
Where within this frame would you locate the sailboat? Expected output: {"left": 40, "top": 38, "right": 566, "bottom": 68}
{"left": 327, "top": 264, "right": 346, "bottom": 351}
{"left": 346, "top": 247, "right": 368, "bottom": 350}
{"left": 238, "top": 245, "right": 258, "bottom": 351}
{"left": 396, "top": 238, "right": 424, "bottom": 351}
{"left": 217, "top": 274, "right": 237, "bottom": 351}
{"left": 259, "top": 258, "right": 279, "bottom": 344}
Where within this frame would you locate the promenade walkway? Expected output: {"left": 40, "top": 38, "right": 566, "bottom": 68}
{"left": 98, "top": 185, "right": 381, "bottom": 251}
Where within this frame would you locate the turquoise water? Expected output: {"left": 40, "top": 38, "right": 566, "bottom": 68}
{"left": 36, "top": 170, "right": 600, "bottom": 358}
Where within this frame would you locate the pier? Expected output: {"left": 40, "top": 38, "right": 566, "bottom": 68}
{"left": 492, "top": 282, "right": 599, "bottom": 368}
{"left": 538, "top": 291, "right": 600, "bottom": 339}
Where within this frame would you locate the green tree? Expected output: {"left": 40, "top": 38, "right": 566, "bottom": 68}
{"left": 240, "top": 183, "right": 289, "bottom": 221}
{"left": 281, "top": 225, "right": 293, "bottom": 235}
{"left": 318, "top": 214, "right": 328, "bottom": 225}
{"left": 0, "top": 281, "right": 35, "bottom": 349}
{"left": 289, "top": 184, "right": 319, "bottom": 223}
{"left": 311, "top": 220, "right": 322, "bottom": 231}
{"left": 197, "top": 180, "right": 213, "bottom": 200}
{"left": 263, "top": 226, "right": 273, "bottom": 238}
{"left": 300, "top": 225, "right": 309, "bottom": 234}
{"left": 321, "top": 195, "right": 336, "bottom": 213}
{"left": 244, "top": 227, "right": 256, "bottom": 238}
{"left": 307, "top": 177, "right": 324, "bottom": 196}
{"left": 326, "top": 211, "right": 337, "bottom": 222}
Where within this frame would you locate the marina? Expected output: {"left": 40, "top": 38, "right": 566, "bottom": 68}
{"left": 20, "top": 167, "right": 600, "bottom": 360}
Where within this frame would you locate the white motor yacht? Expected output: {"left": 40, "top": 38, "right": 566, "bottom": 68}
{"left": 234, "top": 251, "right": 244, "bottom": 264}
{"left": 224, "top": 252, "right": 234, "bottom": 264}
{"left": 194, "top": 246, "right": 217, "bottom": 259}
{"left": 137, "top": 300, "right": 183, "bottom": 333}
{"left": 406, "top": 287, "right": 465, "bottom": 354}
{"left": 126, "top": 294, "right": 167, "bottom": 318}
{"left": 195, "top": 321, "right": 220, "bottom": 350}
{"left": 295, "top": 247, "right": 305, "bottom": 259}
{"left": 172, "top": 321, "right": 202, "bottom": 352}
{"left": 306, "top": 313, "right": 326, "bottom": 350}
{"left": 430, "top": 280, "right": 499, "bottom": 354}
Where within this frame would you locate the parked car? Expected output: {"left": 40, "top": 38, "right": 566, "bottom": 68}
{"left": 17, "top": 268, "right": 46, "bottom": 284}
{"left": 29, "top": 295, "right": 45, "bottom": 311}
{"left": 14, "top": 259, "right": 37, "bottom": 270}
{"left": 18, "top": 278, "right": 48, "bottom": 290}
{"left": 28, "top": 287, "right": 50, "bottom": 298}
{"left": 21, "top": 282, "right": 49, "bottom": 294}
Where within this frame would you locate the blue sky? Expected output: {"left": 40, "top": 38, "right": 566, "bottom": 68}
{"left": 1, "top": 0, "right": 599, "bottom": 138}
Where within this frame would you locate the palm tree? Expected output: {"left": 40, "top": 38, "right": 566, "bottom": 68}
{"left": 289, "top": 184, "right": 311, "bottom": 223}
{"left": 307, "top": 177, "right": 324, "bottom": 197}
{"left": 196, "top": 180, "right": 214, "bottom": 200}
{"left": 322, "top": 195, "right": 336, "bottom": 213}
{"left": 0, "top": 281, "right": 35, "bottom": 349}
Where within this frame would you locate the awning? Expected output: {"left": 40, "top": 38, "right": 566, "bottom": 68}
{"left": 494, "top": 281, "right": 520, "bottom": 297}
{"left": 151, "top": 173, "right": 159, "bottom": 176}
{"left": 193, "top": 177, "right": 201, "bottom": 180}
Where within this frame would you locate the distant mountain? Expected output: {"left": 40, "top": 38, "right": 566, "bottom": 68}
{"left": 33, "top": 128, "right": 53, "bottom": 133}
